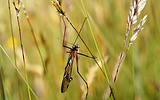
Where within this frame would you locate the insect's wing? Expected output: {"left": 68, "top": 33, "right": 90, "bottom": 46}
{"left": 61, "top": 56, "right": 74, "bottom": 93}
{"left": 61, "top": 74, "right": 73, "bottom": 93}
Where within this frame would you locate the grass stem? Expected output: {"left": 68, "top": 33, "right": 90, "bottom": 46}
{"left": 79, "top": 0, "right": 115, "bottom": 99}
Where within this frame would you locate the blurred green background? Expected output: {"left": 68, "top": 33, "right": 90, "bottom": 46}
{"left": 0, "top": 0, "right": 159, "bottom": 100}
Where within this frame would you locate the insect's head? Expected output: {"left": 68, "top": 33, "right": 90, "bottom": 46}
{"left": 72, "top": 44, "right": 80, "bottom": 50}
{"left": 75, "top": 44, "right": 80, "bottom": 48}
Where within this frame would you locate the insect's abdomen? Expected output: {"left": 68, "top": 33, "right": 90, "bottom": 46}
{"left": 61, "top": 54, "right": 74, "bottom": 93}
{"left": 61, "top": 76, "right": 72, "bottom": 93}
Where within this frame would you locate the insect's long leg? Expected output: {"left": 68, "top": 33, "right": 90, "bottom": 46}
{"left": 73, "top": 17, "right": 87, "bottom": 45}
{"left": 64, "top": 16, "right": 106, "bottom": 77}
{"left": 64, "top": 16, "right": 93, "bottom": 56}
{"left": 67, "top": 52, "right": 95, "bottom": 59}
{"left": 76, "top": 55, "right": 88, "bottom": 99}
{"left": 77, "top": 52, "right": 95, "bottom": 59}
{"left": 62, "top": 16, "right": 71, "bottom": 49}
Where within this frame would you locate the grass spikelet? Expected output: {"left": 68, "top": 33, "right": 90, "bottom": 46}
{"left": 114, "top": 0, "right": 147, "bottom": 83}
{"left": 125, "top": 0, "right": 147, "bottom": 47}
{"left": 109, "top": 0, "right": 147, "bottom": 99}
{"left": 129, "top": 15, "right": 147, "bottom": 45}
{"left": 50, "top": 0, "right": 65, "bottom": 15}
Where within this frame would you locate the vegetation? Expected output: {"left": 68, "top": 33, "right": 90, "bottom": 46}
{"left": 0, "top": 0, "right": 159, "bottom": 100}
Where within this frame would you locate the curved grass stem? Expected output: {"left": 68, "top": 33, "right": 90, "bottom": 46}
{"left": 79, "top": 0, "right": 115, "bottom": 99}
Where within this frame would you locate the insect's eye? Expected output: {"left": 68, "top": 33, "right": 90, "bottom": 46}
{"left": 75, "top": 45, "right": 79, "bottom": 48}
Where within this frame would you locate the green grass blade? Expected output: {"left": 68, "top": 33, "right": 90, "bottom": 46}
{"left": 79, "top": 0, "right": 112, "bottom": 90}
{"left": 0, "top": 51, "right": 6, "bottom": 100}
{"left": 0, "top": 44, "right": 39, "bottom": 100}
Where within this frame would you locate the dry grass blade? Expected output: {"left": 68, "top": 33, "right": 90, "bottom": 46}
{"left": 50, "top": 0, "right": 65, "bottom": 15}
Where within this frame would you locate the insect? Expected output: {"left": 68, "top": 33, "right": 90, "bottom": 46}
{"left": 50, "top": 0, "right": 104, "bottom": 72}
{"left": 61, "top": 17, "right": 93, "bottom": 98}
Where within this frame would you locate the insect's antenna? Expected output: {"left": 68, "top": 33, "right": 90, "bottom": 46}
{"left": 56, "top": 37, "right": 74, "bottom": 46}
{"left": 73, "top": 17, "right": 87, "bottom": 45}
{"left": 62, "top": 17, "right": 66, "bottom": 46}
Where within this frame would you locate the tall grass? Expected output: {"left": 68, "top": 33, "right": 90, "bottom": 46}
{"left": 0, "top": 0, "right": 159, "bottom": 100}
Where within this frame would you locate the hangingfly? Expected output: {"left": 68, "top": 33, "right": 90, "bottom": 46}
{"left": 61, "top": 44, "right": 80, "bottom": 93}
{"left": 61, "top": 17, "right": 91, "bottom": 98}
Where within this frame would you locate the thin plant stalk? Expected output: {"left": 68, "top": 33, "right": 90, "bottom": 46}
{"left": 15, "top": 9, "right": 31, "bottom": 100}
{"left": 11, "top": 0, "right": 32, "bottom": 99}
{"left": 130, "top": 25, "right": 135, "bottom": 99}
{"left": 8, "top": 0, "right": 17, "bottom": 66}
{"left": 0, "top": 51, "right": 5, "bottom": 100}
{"left": 20, "top": 2, "right": 57, "bottom": 99}
{"left": 11, "top": 0, "right": 57, "bottom": 99}
{"left": 132, "top": 44, "right": 135, "bottom": 99}
{"left": 7, "top": 0, "right": 21, "bottom": 99}
{"left": 0, "top": 51, "right": 12, "bottom": 99}
{"left": 79, "top": 0, "right": 115, "bottom": 99}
